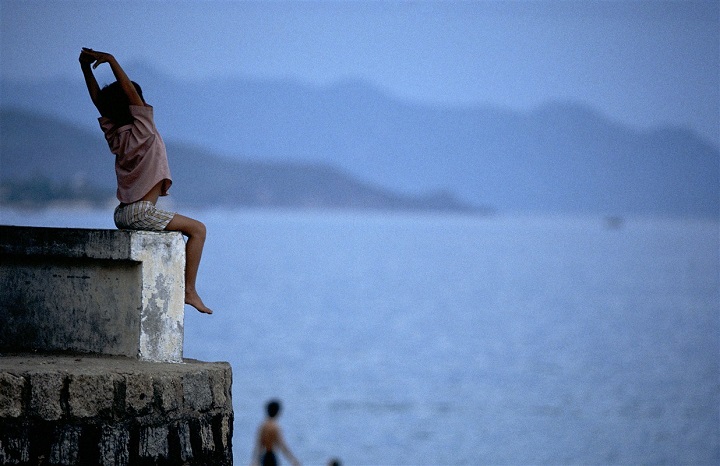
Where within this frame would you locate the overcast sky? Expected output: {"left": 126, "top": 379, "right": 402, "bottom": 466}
{"left": 1, "top": 0, "right": 718, "bottom": 145}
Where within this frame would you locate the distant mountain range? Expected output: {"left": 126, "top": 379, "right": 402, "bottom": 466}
{"left": 0, "top": 109, "right": 479, "bottom": 212}
{"left": 1, "top": 69, "right": 718, "bottom": 216}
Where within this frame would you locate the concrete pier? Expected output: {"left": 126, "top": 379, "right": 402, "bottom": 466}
{"left": 0, "top": 354, "right": 233, "bottom": 465}
{"left": 0, "top": 225, "right": 234, "bottom": 465}
{"left": 0, "top": 226, "right": 185, "bottom": 362}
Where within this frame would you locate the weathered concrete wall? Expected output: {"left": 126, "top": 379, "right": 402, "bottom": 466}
{"left": 0, "top": 226, "right": 185, "bottom": 362}
{"left": 0, "top": 225, "right": 234, "bottom": 464}
{"left": 0, "top": 354, "right": 233, "bottom": 465}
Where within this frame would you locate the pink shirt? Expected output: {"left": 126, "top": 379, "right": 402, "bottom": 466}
{"left": 99, "top": 105, "right": 172, "bottom": 204}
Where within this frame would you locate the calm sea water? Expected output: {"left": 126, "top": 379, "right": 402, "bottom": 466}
{"left": 2, "top": 207, "right": 718, "bottom": 465}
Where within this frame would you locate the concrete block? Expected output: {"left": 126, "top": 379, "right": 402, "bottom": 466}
{"left": 100, "top": 425, "right": 130, "bottom": 466}
{"left": 68, "top": 373, "right": 116, "bottom": 418}
{"left": 210, "top": 368, "right": 229, "bottom": 408}
{"left": 29, "top": 371, "right": 64, "bottom": 420}
{"left": 49, "top": 425, "right": 81, "bottom": 465}
{"left": 0, "top": 226, "right": 185, "bottom": 362}
{"left": 199, "top": 420, "right": 215, "bottom": 452}
{"left": 129, "top": 231, "right": 186, "bottom": 363}
{"left": 124, "top": 373, "right": 153, "bottom": 415}
{"left": 183, "top": 371, "right": 213, "bottom": 412}
{"left": 175, "top": 420, "right": 194, "bottom": 462}
{"left": 218, "top": 414, "right": 232, "bottom": 450}
{"left": 139, "top": 425, "right": 169, "bottom": 460}
{"left": 0, "top": 372, "right": 25, "bottom": 418}
{"left": 154, "top": 374, "right": 182, "bottom": 413}
{"left": 0, "top": 355, "right": 233, "bottom": 465}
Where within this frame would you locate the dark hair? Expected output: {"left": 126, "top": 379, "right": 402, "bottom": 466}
{"left": 98, "top": 80, "right": 144, "bottom": 126}
{"left": 266, "top": 399, "right": 281, "bottom": 418}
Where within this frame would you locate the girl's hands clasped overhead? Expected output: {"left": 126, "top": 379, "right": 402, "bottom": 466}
{"left": 79, "top": 48, "right": 114, "bottom": 69}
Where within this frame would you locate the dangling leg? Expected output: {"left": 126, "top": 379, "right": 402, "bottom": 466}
{"left": 165, "top": 213, "right": 213, "bottom": 314}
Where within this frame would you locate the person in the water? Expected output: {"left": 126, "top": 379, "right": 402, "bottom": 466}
{"left": 252, "top": 399, "right": 301, "bottom": 466}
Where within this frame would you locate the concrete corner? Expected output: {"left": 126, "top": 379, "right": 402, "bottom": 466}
{"left": 0, "top": 226, "right": 185, "bottom": 362}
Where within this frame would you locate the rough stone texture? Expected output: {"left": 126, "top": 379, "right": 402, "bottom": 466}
{"left": 67, "top": 372, "right": 117, "bottom": 418}
{"left": 139, "top": 425, "right": 169, "bottom": 460}
{"left": 49, "top": 425, "right": 81, "bottom": 465}
{"left": 176, "top": 420, "right": 194, "bottom": 462}
{"left": 183, "top": 371, "right": 214, "bottom": 412}
{"left": 100, "top": 425, "right": 130, "bottom": 466}
{"left": 29, "top": 372, "right": 64, "bottom": 420}
{"left": 0, "top": 226, "right": 185, "bottom": 362}
{"left": 0, "top": 430, "right": 30, "bottom": 464}
{"left": 124, "top": 373, "right": 153, "bottom": 415}
{"left": 0, "top": 372, "right": 25, "bottom": 418}
{"left": 0, "top": 354, "right": 233, "bottom": 465}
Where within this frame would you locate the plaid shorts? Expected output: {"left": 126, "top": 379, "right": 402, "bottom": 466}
{"left": 114, "top": 201, "right": 176, "bottom": 231}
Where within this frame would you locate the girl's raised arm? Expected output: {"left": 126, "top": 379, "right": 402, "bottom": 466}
{"left": 80, "top": 48, "right": 144, "bottom": 107}
{"left": 79, "top": 49, "right": 103, "bottom": 113}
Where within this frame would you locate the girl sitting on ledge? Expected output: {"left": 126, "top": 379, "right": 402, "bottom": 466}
{"left": 80, "top": 47, "right": 213, "bottom": 315}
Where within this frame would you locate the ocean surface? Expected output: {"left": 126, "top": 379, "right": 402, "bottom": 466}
{"left": 1, "top": 207, "right": 718, "bottom": 465}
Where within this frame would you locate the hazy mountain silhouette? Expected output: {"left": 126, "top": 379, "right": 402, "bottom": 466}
{"left": 0, "top": 109, "right": 479, "bottom": 212}
{"left": 1, "top": 68, "right": 717, "bottom": 216}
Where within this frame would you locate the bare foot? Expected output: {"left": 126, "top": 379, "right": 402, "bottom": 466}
{"left": 186, "top": 289, "right": 213, "bottom": 314}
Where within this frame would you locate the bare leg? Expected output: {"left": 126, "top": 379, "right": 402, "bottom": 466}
{"left": 165, "top": 214, "right": 213, "bottom": 314}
